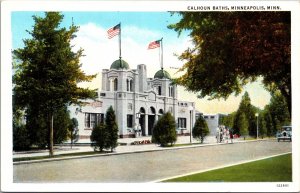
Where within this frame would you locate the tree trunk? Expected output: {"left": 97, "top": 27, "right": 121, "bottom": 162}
{"left": 49, "top": 113, "right": 54, "bottom": 157}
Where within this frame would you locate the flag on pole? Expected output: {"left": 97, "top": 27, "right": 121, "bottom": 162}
{"left": 147, "top": 40, "right": 161, "bottom": 49}
{"left": 107, "top": 23, "right": 120, "bottom": 39}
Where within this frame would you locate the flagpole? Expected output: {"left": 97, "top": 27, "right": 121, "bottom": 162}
{"left": 161, "top": 37, "right": 163, "bottom": 70}
{"left": 119, "top": 22, "right": 122, "bottom": 67}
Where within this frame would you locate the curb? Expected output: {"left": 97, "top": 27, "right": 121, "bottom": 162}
{"left": 13, "top": 139, "right": 273, "bottom": 165}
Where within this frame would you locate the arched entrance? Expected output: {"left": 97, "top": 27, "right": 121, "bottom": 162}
{"left": 139, "top": 107, "right": 146, "bottom": 136}
{"left": 158, "top": 109, "right": 164, "bottom": 120}
{"left": 148, "top": 107, "right": 156, "bottom": 135}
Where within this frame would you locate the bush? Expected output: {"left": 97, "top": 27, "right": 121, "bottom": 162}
{"left": 13, "top": 124, "right": 31, "bottom": 151}
{"left": 104, "top": 106, "right": 119, "bottom": 152}
{"left": 90, "top": 123, "right": 107, "bottom": 152}
{"left": 152, "top": 112, "right": 177, "bottom": 147}
{"left": 192, "top": 116, "right": 210, "bottom": 143}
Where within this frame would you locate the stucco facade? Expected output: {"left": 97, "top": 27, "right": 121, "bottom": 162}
{"left": 69, "top": 59, "right": 196, "bottom": 140}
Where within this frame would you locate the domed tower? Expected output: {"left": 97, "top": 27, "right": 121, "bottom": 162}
{"left": 153, "top": 68, "right": 176, "bottom": 98}
{"left": 102, "top": 59, "right": 131, "bottom": 92}
{"left": 153, "top": 68, "right": 178, "bottom": 118}
{"left": 110, "top": 59, "right": 130, "bottom": 70}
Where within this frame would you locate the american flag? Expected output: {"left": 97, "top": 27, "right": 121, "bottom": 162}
{"left": 148, "top": 40, "right": 161, "bottom": 49}
{"left": 107, "top": 23, "right": 120, "bottom": 39}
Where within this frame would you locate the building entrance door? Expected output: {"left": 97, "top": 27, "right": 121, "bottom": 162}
{"left": 148, "top": 115, "right": 155, "bottom": 135}
{"left": 139, "top": 115, "right": 145, "bottom": 136}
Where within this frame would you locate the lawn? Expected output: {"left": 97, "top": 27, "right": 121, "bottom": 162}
{"left": 164, "top": 153, "right": 292, "bottom": 182}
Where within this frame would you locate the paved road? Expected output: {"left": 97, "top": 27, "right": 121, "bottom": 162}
{"left": 14, "top": 140, "right": 291, "bottom": 183}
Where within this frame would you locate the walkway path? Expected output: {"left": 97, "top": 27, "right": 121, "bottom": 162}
{"left": 13, "top": 140, "right": 291, "bottom": 182}
{"left": 13, "top": 136, "right": 225, "bottom": 159}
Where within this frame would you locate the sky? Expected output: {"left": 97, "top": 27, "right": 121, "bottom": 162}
{"left": 11, "top": 11, "right": 271, "bottom": 114}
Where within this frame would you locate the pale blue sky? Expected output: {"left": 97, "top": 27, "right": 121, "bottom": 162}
{"left": 12, "top": 12, "right": 184, "bottom": 49}
{"left": 11, "top": 11, "right": 271, "bottom": 114}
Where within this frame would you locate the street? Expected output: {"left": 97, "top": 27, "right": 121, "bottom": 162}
{"left": 14, "top": 140, "right": 291, "bottom": 182}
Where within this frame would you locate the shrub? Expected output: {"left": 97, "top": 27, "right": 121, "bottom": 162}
{"left": 104, "top": 106, "right": 119, "bottom": 152}
{"left": 152, "top": 112, "right": 177, "bottom": 147}
{"left": 192, "top": 116, "right": 210, "bottom": 143}
{"left": 90, "top": 123, "right": 107, "bottom": 152}
{"left": 13, "top": 124, "right": 31, "bottom": 151}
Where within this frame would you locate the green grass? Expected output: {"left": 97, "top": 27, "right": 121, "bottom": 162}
{"left": 13, "top": 150, "right": 110, "bottom": 162}
{"left": 164, "top": 153, "right": 292, "bottom": 182}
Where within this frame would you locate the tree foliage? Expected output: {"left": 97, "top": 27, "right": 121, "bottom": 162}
{"left": 236, "top": 112, "right": 248, "bottom": 137}
{"left": 104, "top": 106, "right": 119, "bottom": 152}
{"left": 13, "top": 12, "right": 96, "bottom": 155}
{"left": 90, "top": 123, "right": 107, "bottom": 152}
{"left": 192, "top": 116, "right": 209, "bottom": 143}
{"left": 169, "top": 12, "right": 291, "bottom": 115}
{"left": 152, "top": 112, "right": 177, "bottom": 147}
{"left": 232, "top": 92, "right": 257, "bottom": 136}
{"left": 69, "top": 118, "right": 79, "bottom": 148}
{"left": 263, "top": 91, "right": 291, "bottom": 136}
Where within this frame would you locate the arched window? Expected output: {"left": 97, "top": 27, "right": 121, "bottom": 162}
{"left": 158, "top": 86, "right": 161, "bottom": 95}
{"left": 149, "top": 107, "right": 156, "bottom": 115}
{"left": 130, "top": 80, "right": 134, "bottom": 92}
{"left": 126, "top": 79, "right": 129, "bottom": 91}
{"left": 114, "top": 78, "right": 118, "bottom": 91}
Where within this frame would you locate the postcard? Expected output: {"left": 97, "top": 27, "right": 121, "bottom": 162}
{"left": 1, "top": 0, "right": 300, "bottom": 192}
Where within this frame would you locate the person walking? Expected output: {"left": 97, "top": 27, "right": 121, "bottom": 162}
{"left": 230, "top": 129, "right": 234, "bottom": 143}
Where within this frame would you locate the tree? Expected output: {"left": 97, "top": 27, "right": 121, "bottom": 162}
{"left": 232, "top": 92, "right": 256, "bottom": 136}
{"left": 13, "top": 12, "right": 96, "bottom": 156}
{"left": 104, "top": 106, "right": 119, "bottom": 152}
{"left": 90, "top": 123, "right": 107, "bottom": 152}
{"left": 192, "top": 116, "right": 209, "bottom": 143}
{"left": 53, "top": 107, "right": 72, "bottom": 144}
{"left": 152, "top": 112, "right": 177, "bottom": 147}
{"left": 237, "top": 113, "right": 248, "bottom": 139}
{"left": 219, "top": 112, "right": 236, "bottom": 129}
{"left": 263, "top": 91, "right": 291, "bottom": 136}
{"left": 258, "top": 113, "right": 267, "bottom": 139}
{"left": 69, "top": 118, "right": 79, "bottom": 149}
{"left": 169, "top": 12, "right": 291, "bottom": 116}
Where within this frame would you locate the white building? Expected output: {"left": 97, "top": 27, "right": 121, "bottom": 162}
{"left": 203, "top": 113, "right": 227, "bottom": 136}
{"left": 69, "top": 59, "right": 196, "bottom": 140}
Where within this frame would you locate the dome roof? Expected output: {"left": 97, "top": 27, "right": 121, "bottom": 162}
{"left": 154, "top": 69, "right": 171, "bottom": 79}
{"left": 110, "top": 59, "right": 130, "bottom": 70}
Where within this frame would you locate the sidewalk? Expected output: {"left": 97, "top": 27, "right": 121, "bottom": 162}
{"left": 13, "top": 136, "right": 242, "bottom": 159}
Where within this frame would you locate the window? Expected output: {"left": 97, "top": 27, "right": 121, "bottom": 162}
{"left": 178, "top": 118, "right": 187, "bottom": 128}
{"left": 158, "top": 86, "right": 161, "bottom": 95}
{"left": 127, "top": 79, "right": 129, "bottom": 91}
{"left": 130, "top": 80, "right": 133, "bottom": 92}
{"left": 114, "top": 78, "right": 118, "bottom": 91}
{"left": 85, "top": 113, "right": 90, "bottom": 128}
{"left": 204, "top": 116, "right": 208, "bottom": 119}
{"left": 169, "top": 86, "right": 174, "bottom": 97}
{"left": 85, "top": 113, "right": 104, "bottom": 128}
{"left": 127, "top": 115, "right": 133, "bottom": 128}
{"left": 210, "top": 116, "right": 215, "bottom": 119}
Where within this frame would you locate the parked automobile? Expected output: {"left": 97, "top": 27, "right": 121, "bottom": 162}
{"left": 277, "top": 126, "right": 292, "bottom": 142}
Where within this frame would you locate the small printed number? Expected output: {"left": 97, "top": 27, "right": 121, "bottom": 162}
{"left": 277, "top": 184, "right": 289, "bottom": 187}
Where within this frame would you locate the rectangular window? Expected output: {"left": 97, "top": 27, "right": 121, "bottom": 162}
{"left": 178, "top": 118, "right": 187, "bottom": 128}
{"left": 127, "top": 114, "right": 133, "bottom": 128}
{"left": 85, "top": 113, "right": 90, "bottom": 128}
{"left": 85, "top": 113, "right": 104, "bottom": 128}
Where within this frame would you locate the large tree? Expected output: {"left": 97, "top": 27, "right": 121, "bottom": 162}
{"left": 169, "top": 12, "right": 291, "bottom": 115}
{"left": 13, "top": 12, "right": 96, "bottom": 156}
